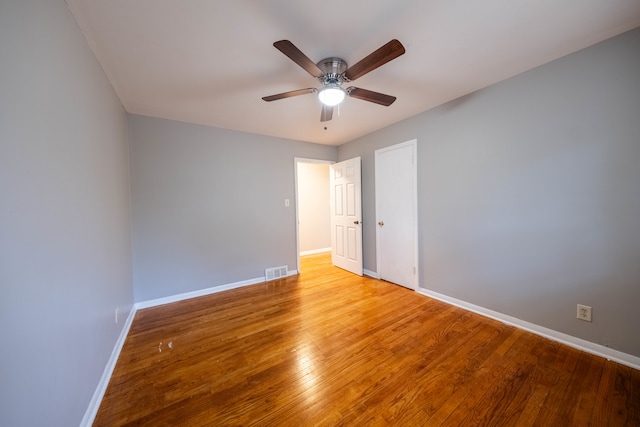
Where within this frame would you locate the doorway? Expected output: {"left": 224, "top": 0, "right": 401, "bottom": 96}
{"left": 294, "top": 157, "right": 363, "bottom": 277}
{"left": 294, "top": 158, "right": 333, "bottom": 273}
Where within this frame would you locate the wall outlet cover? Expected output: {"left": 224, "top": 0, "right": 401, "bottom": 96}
{"left": 577, "top": 304, "right": 592, "bottom": 322}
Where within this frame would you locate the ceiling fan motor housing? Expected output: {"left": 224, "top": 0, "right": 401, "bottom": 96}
{"left": 317, "top": 57, "right": 349, "bottom": 86}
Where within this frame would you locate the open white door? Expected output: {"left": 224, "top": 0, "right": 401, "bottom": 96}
{"left": 375, "top": 140, "right": 418, "bottom": 289}
{"left": 330, "top": 157, "right": 363, "bottom": 276}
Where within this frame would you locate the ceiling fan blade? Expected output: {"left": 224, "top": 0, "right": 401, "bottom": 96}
{"left": 262, "top": 88, "right": 316, "bottom": 102}
{"left": 321, "top": 105, "right": 333, "bottom": 122}
{"left": 273, "top": 40, "right": 324, "bottom": 78}
{"left": 344, "top": 39, "right": 405, "bottom": 81}
{"left": 348, "top": 87, "right": 396, "bottom": 106}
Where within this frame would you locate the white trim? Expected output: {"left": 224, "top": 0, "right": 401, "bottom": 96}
{"left": 80, "top": 306, "right": 137, "bottom": 427}
{"left": 375, "top": 139, "right": 419, "bottom": 290}
{"left": 417, "top": 288, "right": 640, "bottom": 371}
{"left": 300, "top": 247, "right": 331, "bottom": 256}
{"left": 81, "top": 271, "right": 300, "bottom": 425}
{"left": 364, "top": 269, "right": 379, "bottom": 279}
{"left": 136, "top": 276, "right": 265, "bottom": 310}
{"left": 136, "top": 271, "right": 299, "bottom": 310}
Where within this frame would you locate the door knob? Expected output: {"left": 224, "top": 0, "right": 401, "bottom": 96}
{"left": 353, "top": 220, "right": 360, "bottom": 225}
{"left": 378, "top": 221, "right": 384, "bottom": 227}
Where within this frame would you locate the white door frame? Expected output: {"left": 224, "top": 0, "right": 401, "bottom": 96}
{"left": 294, "top": 157, "right": 334, "bottom": 273}
{"left": 375, "top": 139, "right": 419, "bottom": 289}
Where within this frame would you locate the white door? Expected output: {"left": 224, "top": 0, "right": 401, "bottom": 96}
{"left": 375, "top": 140, "right": 418, "bottom": 289}
{"left": 330, "top": 157, "right": 363, "bottom": 276}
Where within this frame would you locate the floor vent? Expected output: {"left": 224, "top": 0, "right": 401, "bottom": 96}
{"left": 265, "top": 265, "right": 288, "bottom": 281}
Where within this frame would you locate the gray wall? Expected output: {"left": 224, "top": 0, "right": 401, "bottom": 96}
{"left": 129, "top": 115, "right": 336, "bottom": 302}
{"left": 0, "top": 1, "right": 134, "bottom": 426}
{"left": 338, "top": 28, "right": 640, "bottom": 357}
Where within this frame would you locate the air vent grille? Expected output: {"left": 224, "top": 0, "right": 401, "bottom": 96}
{"left": 265, "top": 265, "right": 288, "bottom": 281}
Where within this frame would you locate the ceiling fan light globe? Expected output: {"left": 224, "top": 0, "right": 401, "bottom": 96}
{"left": 319, "top": 87, "right": 345, "bottom": 106}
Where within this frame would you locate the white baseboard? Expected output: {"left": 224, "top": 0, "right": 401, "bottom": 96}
{"left": 136, "top": 276, "right": 266, "bottom": 309}
{"left": 364, "top": 269, "right": 379, "bottom": 279}
{"left": 136, "top": 271, "right": 299, "bottom": 310}
{"left": 80, "top": 305, "right": 137, "bottom": 427}
{"left": 417, "top": 288, "right": 640, "bottom": 371}
{"left": 300, "top": 247, "right": 331, "bottom": 256}
{"left": 82, "top": 270, "right": 301, "bottom": 424}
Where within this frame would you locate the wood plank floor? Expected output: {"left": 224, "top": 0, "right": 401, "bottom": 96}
{"left": 95, "top": 253, "right": 640, "bottom": 426}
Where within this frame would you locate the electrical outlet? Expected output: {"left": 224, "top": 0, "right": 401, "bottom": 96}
{"left": 577, "top": 304, "right": 592, "bottom": 322}
{"left": 115, "top": 306, "right": 119, "bottom": 324}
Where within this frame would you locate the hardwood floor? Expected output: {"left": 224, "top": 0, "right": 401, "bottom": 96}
{"left": 95, "top": 253, "right": 640, "bottom": 426}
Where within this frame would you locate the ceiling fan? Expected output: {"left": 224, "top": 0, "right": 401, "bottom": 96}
{"left": 262, "top": 39, "right": 406, "bottom": 122}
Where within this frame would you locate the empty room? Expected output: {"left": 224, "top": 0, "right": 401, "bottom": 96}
{"left": 1, "top": 1, "right": 640, "bottom": 426}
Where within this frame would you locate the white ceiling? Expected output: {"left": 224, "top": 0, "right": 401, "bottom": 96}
{"left": 65, "top": 0, "right": 640, "bottom": 146}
